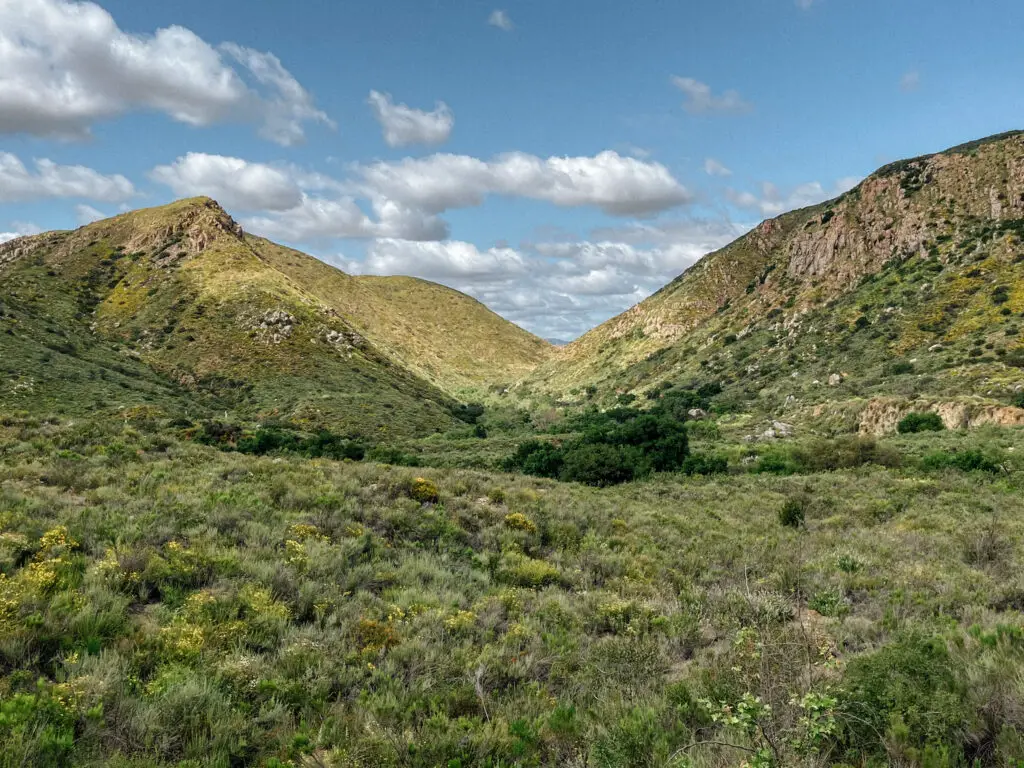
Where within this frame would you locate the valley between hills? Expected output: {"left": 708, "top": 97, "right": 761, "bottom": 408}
{"left": 2, "top": 131, "right": 1024, "bottom": 766}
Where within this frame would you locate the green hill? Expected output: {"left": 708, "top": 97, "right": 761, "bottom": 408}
{"left": 525, "top": 131, "right": 1024, "bottom": 432}
{"left": 0, "top": 198, "right": 549, "bottom": 438}
{"left": 246, "top": 236, "right": 552, "bottom": 394}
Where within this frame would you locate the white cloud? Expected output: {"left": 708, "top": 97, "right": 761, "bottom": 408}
{"left": 704, "top": 157, "right": 732, "bottom": 177}
{"left": 488, "top": 10, "right": 514, "bottom": 31}
{"left": 0, "top": 0, "right": 331, "bottom": 144}
{"left": 368, "top": 91, "right": 454, "bottom": 147}
{"left": 727, "top": 177, "right": 862, "bottom": 217}
{"left": 245, "top": 196, "right": 448, "bottom": 242}
{"left": 796, "top": 0, "right": 816, "bottom": 8}
{"left": 900, "top": 71, "right": 921, "bottom": 92}
{"left": 0, "top": 152, "right": 134, "bottom": 203}
{"left": 0, "top": 221, "right": 42, "bottom": 244}
{"left": 671, "top": 76, "right": 752, "bottom": 115}
{"left": 359, "top": 239, "right": 527, "bottom": 280}
{"left": 340, "top": 216, "right": 747, "bottom": 339}
{"left": 221, "top": 43, "right": 334, "bottom": 145}
{"left": 358, "top": 150, "right": 692, "bottom": 216}
{"left": 150, "top": 153, "right": 303, "bottom": 211}
{"left": 75, "top": 204, "right": 106, "bottom": 224}
{"left": 620, "top": 144, "right": 652, "bottom": 160}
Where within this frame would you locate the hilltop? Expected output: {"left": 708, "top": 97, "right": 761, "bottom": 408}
{"left": 525, "top": 131, "right": 1024, "bottom": 433}
{"left": 0, "top": 198, "right": 551, "bottom": 437}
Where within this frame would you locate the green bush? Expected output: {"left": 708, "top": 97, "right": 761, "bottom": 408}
{"left": 779, "top": 496, "right": 807, "bottom": 528}
{"left": 367, "top": 445, "right": 421, "bottom": 466}
{"left": 505, "top": 401, "right": 691, "bottom": 486}
{"left": 838, "top": 633, "right": 969, "bottom": 762}
{"left": 897, "top": 411, "right": 945, "bottom": 434}
{"left": 921, "top": 449, "right": 1003, "bottom": 474}
{"left": 885, "top": 360, "right": 915, "bottom": 376}
{"left": 680, "top": 453, "right": 728, "bottom": 476}
{"left": 560, "top": 443, "right": 641, "bottom": 487}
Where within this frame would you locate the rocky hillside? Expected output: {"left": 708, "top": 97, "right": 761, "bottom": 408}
{"left": 0, "top": 198, "right": 549, "bottom": 436}
{"left": 525, "top": 131, "right": 1024, "bottom": 431}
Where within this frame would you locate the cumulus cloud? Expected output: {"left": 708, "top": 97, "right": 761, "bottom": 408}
{"left": 0, "top": 0, "right": 331, "bottom": 144}
{"left": 900, "top": 71, "right": 921, "bottom": 92}
{"left": 0, "top": 152, "right": 134, "bottom": 203}
{"left": 488, "top": 10, "right": 514, "bottom": 31}
{"left": 151, "top": 147, "right": 689, "bottom": 244}
{"left": 358, "top": 150, "right": 692, "bottom": 216}
{"left": 368, "top": 91, "right": 454, "bottom": 147}
{"left": 704, "top": 158, "right": 732, "bottom": 177}
{"left": 150, "top": 153, "right": 303, "bottom": 211}
{"left": 671, "top": 76, "right": 752, "bottom": 115}
{"left": 727, "top": 177, "right": 862, "bottom": 217}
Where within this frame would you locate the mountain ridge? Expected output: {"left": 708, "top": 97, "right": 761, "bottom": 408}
{"left": 522, "top": 129, "right": 1024, "bottom": 425}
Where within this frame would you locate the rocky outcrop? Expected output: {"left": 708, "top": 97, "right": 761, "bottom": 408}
{"left": 126, "top": 199, "right": 244, "bottom": 263}
{"left": 858, "top": 397, "right": 1024, "bottom": 435}
{"left": 0, "top": 232, "right": 67, "bottom": 270}
{"left": 252, "top": 309, "right": 296, "bottom": 344}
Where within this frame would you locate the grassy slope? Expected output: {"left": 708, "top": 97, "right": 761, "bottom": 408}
{"left": 526, "top": 132, "right": 1024, "bottom": 425}
{"left": 1, "top": 414, "right": 1023, "bottom": 765}
{"left": 0, "top": 199, "right": 459, "bottom": 438}
{"left": 247, "top": 235, "right": 553, "bottom": 394}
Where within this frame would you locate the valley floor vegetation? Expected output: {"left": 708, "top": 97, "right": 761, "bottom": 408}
{"left": 2, "top": 407, "right": 1024, "bottom": 767}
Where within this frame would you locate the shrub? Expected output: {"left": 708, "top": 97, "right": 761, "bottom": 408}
{"left": 838, "top": 633, "right": 969, "bottom": 761}
{"left": 1004, "top": 349, "right": 1024, "bottom": 368}
{"left": 1013, "top": 391, "right": 1024, "bottom": 409}
{"left": 503, "top": 439, "right": 563, "bottom": 479}
{"left": 897, "top": 411, "right": 945, "bottom": 434}
{"left": 504, "top": 401, "right": 691, "bottom": 486}
{"left": 885, "top": 360, "right": 915, "bottom": 376}
{"left": 368, "top": 445, "right": 421, "bottom": 466}
{"left": 409, "top": 477, "right": 440, "bottom": 504}
{"left": 502, "top": 555, "right": 559, "bottom": 588}
{"left": 504, "top": 512, "right": 537, "bottom": 533}
{"left": 921, "top": 449, "right": 1002, "bottom": 474}
{"left": 779, "top": 496, "right": 807, "bottom": 528}
{"left": 680, "top": 453, "right": 728, "bottom": 476}
{"left": 560, "top": 443, "right": 640, "bottom": 487}
{"left": 452, "top": 402, "right": 485, "bottom": 424}
{"left": 795, "top": 437, "right": 902, "bottom": 471}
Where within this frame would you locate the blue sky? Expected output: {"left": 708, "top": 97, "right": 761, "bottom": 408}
{"left": 1, "top": 0, "right": 1021, "bottom": 339}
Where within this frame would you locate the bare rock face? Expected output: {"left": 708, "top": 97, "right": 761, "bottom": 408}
{"left": 133, "top": 199, "right": 244, "bottom": 265}
{"left": 0, "top": 232, "right": 66, "bottom": 270}
{"left": 781, "top": 134, "right": 1024, "bottom": 305}
{"left": 858, "top": 398, "right": 1024, "bottom": 435}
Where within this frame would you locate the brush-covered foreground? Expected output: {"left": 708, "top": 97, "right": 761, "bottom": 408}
{"left": 2, "top": 412, "right": 1024, "bottom": 767}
